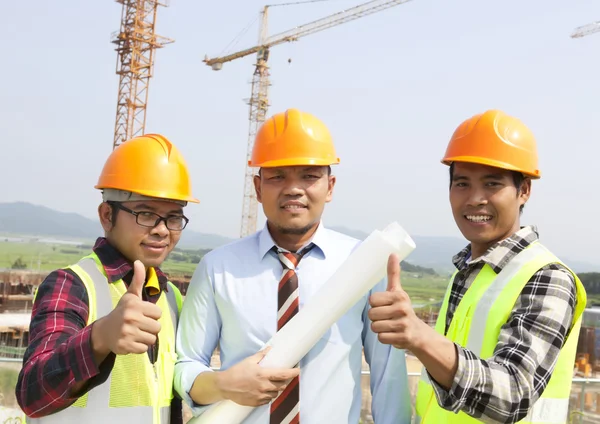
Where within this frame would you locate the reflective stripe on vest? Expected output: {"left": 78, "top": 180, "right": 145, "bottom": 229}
{"left": 27, "top": 256, "right": 178, "bottom": 424}
{"left": 415, "top": 242, "right": 586, "bottom": 424}
{"left": 466, "top": 243, "right": 549, "bottom": 353}
{"left": 165, "top": 282, "right": 179, "bottom": 329}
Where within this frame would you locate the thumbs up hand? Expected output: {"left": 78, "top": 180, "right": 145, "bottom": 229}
{"left": 91, "top": 260, "right": 163, "bottom": 357}
{"left": 127, "top": 259, "right": 148, "bottom": 298}
{"left": 368, "top": 253, "right": 425, "bottom": 350}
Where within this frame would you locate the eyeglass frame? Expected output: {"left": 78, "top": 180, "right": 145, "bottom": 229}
{"left": 108, "top": 201, "right": 189, "bottom": 231}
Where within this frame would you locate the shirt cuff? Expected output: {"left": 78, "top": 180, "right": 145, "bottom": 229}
{"left": 428, "top": 343, "right": 474, "bottom": 413}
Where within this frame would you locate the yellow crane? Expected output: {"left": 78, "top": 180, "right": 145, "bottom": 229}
{"left": 204, "top": 0, "right": 416, "bottom": 238}
{"left": 571, "top": 21, "right": 600, "bottom": 39}
{"left": 111, "top": 0, "right": 173, "bottom": 149}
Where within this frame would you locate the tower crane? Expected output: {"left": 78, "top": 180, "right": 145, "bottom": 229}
{"left": 571, "top": 21, "right": 600, "bottom": 39}
{"left": 204, "top": 0, "right": 415, "bottom": 238}
{"left": 111, "top": 0, "right": 173, "bottom": 150}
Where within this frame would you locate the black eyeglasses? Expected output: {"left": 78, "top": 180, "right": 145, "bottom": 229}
{"left": 109, "top": 202, "right": 189, "bottom": 231}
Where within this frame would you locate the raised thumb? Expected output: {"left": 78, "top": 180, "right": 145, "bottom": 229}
{"left": 127, "top": 260, "right": 146, "bottom": 298}
{"left": 386, "top": 253, "right": 402, "bottom": 292}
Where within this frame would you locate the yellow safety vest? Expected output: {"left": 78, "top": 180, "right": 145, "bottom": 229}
{"left": 27, "top": 254, "right": 182, "bottom": 424}
{"left": 415, "top": 242, "right": 586, "bottom": 424}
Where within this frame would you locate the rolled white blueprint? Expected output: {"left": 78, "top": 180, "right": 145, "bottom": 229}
{"left": 190, "top": 221, "right": 416, "bottom": 424}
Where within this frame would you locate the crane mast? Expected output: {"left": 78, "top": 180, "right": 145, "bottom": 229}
{"left": 112, "top": 0, "right": 173, "bottom": 149}
{"left": 205, "top": 0, "right": 415, "bottom": 238}
{"left": 240, "top": 8, "right": 271, "bottom": 238}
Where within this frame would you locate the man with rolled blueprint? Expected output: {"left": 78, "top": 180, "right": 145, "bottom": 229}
{"left": 174, "top": 108, "right": 412, "bottom": 424}
{"left": 368, "top": 109, "right": 587, "bottom": 424}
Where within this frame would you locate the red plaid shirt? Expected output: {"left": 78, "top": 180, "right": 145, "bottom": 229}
{"left": 16, "top": 237, "right": 183, "bottom": 422}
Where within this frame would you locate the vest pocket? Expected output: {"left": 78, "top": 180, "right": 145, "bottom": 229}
{"left": 453, "top": 308, "right": 473, "bottom": 348}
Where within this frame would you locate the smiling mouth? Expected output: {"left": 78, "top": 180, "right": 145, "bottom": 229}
{"left": 142, "top": 244, "right": 168, "bottom": 249}
{"left": 465, "top": 215, "right": 492, "bottom": 223}
{"left": 281, "top": 205, "right": 307, "bottom": 210}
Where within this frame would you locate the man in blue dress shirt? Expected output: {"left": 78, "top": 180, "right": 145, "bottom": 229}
{"left": 174, "top": 108, "right": 411, "bottom": 424}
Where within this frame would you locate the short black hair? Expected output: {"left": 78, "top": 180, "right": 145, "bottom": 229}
{"left": 107, "top": 201, "right": 120, "bottom": 225}
{"left": 258, "top": 165, "right": 332, "bottom": 176}
{"left": 449, "top": 163, "right": 526, "bottom": 213}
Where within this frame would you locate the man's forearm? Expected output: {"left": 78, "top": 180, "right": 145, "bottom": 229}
{"left": 410, "top": 322, "right": 458, "bottom": 390}
{"left": 189, "top": 371, "right": 226, "bottom": 406}
{"left": 410, "top": 268, "right": 578, "bottom": 423}
{"left": 67, "top": 319, "right": 114, "bottom": 396}
{"left": 17, "top": 326, "right": 113, "bottom": 417}
{"left": 16, "top": 269, "right": 114, "bottom": 418}
{"left": 89, "top": 318, "right": 114, "bottom": 367}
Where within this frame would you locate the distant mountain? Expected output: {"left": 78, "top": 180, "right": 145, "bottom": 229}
{"left": 178, "top": 230, "right": 235, "bottom": 250}
{"left": 1, "top": 202, "right": 598, "bottom": 273}
{"left": 0, "top": 202, "right": 101, "bottom": 240}
{"left": 330, "top": 226, "right": 462, "bottom": 273}
{"left": 329, "top": 226, "right": 600, "bottom": 274}
{"left": 0, "top": 202, "right": 233, "bottom": 249}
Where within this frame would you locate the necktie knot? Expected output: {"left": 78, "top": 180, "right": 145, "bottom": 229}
{"left": 276, "top": 243, "right": 314, "bottom": 270}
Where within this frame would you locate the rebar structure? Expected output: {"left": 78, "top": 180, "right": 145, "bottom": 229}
{"left": 112, "top": 0, "right": 173, "bottom": 149}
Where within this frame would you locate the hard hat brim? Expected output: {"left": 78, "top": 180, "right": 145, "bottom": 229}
{"left": 249, "top": 157, "right": 340, "bottom": 168}
{"left": 441, "top": 155, "right": 541, "bottom": 179}
{"left": 95, "top": 184, "right": 200, "bottom": 203}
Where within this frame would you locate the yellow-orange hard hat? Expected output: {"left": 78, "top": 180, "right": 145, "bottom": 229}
{"left": 95, "top": 134, "right": 199, "bottom": 204}
{"left": 441, "top": 109, "right": 541, "bottom": 179}
{"left": 249, "top": 108, "right": 340, "bottom": 168}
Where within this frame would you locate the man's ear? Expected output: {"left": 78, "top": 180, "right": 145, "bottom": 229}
{"left": 98, "top": 202, "right": 114, "bottom": 231}
{"left": 325, "top": 175, "right": 336, "bottom": 203}
{"left": 253, "top": 174, "right": 262, "bottom": 203}
{"left": 518, "top": 178, "right": 531, "bottom": 207}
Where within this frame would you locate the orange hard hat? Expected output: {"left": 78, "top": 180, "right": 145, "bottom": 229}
{"left": 441, "top": 109, "right": 541, "bottom": 179}
{"left": 95, "top": 134, "right": 200, "bottom": 203}
{"left": 249, "top": 108, "right": 340, "bottom": 168}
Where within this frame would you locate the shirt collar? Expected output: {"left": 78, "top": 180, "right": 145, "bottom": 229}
{"left": 92, "top": 237, "right": 169, "bottom": 292}
{"left": 258, "top": 221, "right": 329, "bottom": 260}
{"left": 452, "top": 225, "right": 540, "bottom": 273}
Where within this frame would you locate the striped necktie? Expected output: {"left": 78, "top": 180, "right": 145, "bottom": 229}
{"left": 270, "top": 244, "right": 314, "bottom": 424}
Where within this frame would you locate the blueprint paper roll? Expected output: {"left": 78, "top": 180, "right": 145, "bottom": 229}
{"left": 190, "top": 221, "right": 416, "bottom": 424}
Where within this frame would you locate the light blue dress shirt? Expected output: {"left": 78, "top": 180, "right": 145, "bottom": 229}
{"left": 174, "top": 222, "right": 412, "bottom": 424}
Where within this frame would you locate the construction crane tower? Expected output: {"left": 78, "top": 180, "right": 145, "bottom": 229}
{"left": 571, "top": 21, "right": 600, "bottom": 39}
{"left": 111, "top": 0, "right": 173, "bottom": 150}
{"left": 204, "top": 0, "right": 415, "bottom": 238}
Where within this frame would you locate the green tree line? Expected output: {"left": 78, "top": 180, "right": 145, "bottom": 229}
{"left": 164, "top": 249, "right": 438, "bottom": 276}
{"left": 579, "top": 273, "right": 600, "bottom": 295}
{"left": 400, "top": 262, "right": 437, "bottom": 275}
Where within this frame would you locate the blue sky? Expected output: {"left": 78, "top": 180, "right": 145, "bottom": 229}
{"left": 1, "top": 0, "right": 599, "bottom": 264}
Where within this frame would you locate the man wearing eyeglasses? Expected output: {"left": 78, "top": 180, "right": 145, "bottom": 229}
{"left": 16, "top": 134, "right": 199, "bottom": 424}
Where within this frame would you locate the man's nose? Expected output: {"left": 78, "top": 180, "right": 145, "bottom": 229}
{"left": 151, "top": 219, "right": 170, "bottom": 237}
{"left": 466, "top": 188, "right": 488, "bottom": 207}
{"left": 282, "top": 179, "right": 304, "bottom": 196}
